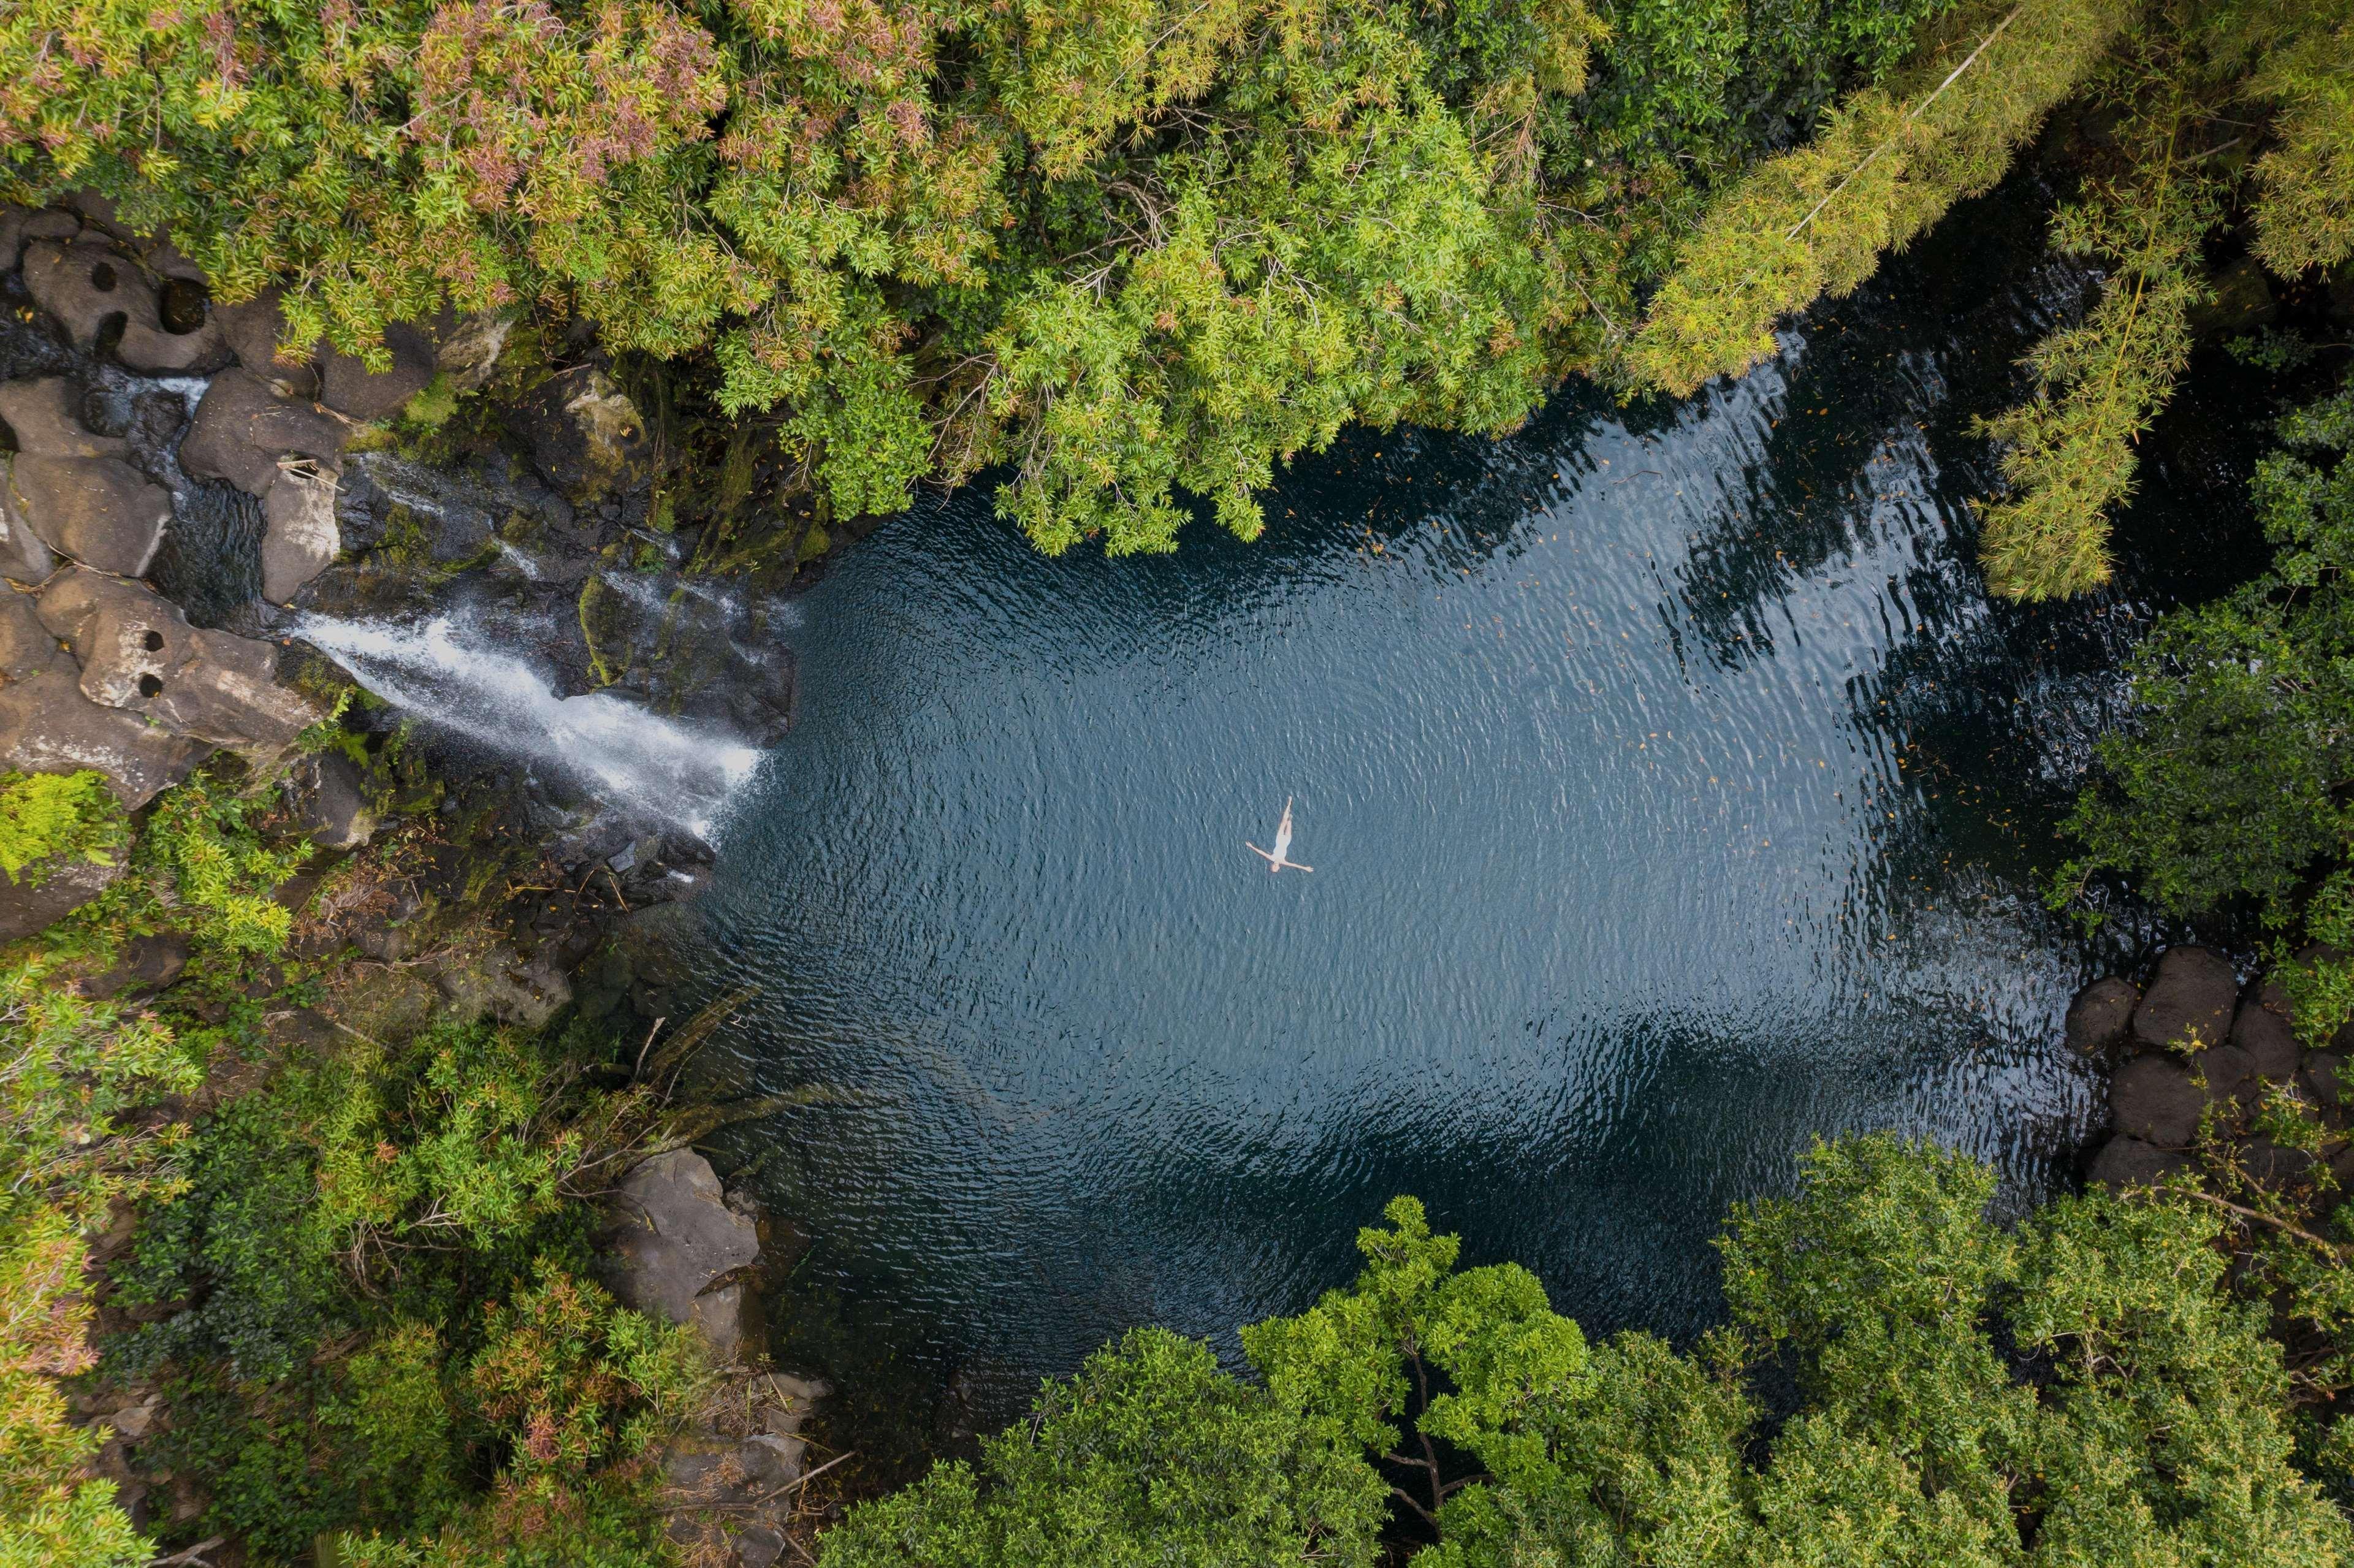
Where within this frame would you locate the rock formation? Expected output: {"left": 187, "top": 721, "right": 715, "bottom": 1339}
{"left": 2072, "top": 945, "right": 2351, "bottom": 1193}
{"left": 603, "top": 1148, "right": 829, "bottom": 1568}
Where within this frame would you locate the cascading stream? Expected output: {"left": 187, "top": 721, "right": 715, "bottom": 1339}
{"left": 296, "top": 611, "right": 761, "bottom": 836}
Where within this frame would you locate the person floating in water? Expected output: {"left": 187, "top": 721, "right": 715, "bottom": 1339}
{"left": 1247, "top": 796, "right": 1312, "bottom": 873}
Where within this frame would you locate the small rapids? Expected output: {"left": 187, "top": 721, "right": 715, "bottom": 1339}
{"left": 296, "top": 611, "right": 762, "bottom": 836}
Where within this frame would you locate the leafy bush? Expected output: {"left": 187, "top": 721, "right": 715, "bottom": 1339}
{"left": 1, "top": 0, "right": 1978, "bottom": 556}
{"left": 818, "top": 1326, "right": 1388, "bottom": 1568}
{"left": 0, "top": 969, "right": 203, "bottom": 1568}
{"left": 135, "top": 774, "right": 312, "bottom": 958}
{"left": 820, "top": 1138, "right": 2354, "bottom": 1567}
{"left": 2057, "top": 376, "right": 2354, "bottom": 1030}
{"left": 0, "top": 771, "right": 124, "bottom": 888}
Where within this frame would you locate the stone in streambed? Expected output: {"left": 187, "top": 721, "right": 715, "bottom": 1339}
{"left": 603, "top": 1148, "right": 760, "bottom": 1362}
{"left": 178, "top": 368, "right": 346, "bottom": 496}
{"left": 2131, "top": 946, "right": 2238, "bottom": 1051}
{"left": 20, "top": 239, "right": 224, "bottom": 373}
{"left": 211, "top": 289, "right": 321, "bottom": 398}
{"left": 2193, "top": 1042, "right": 2257, "bottom": 1116}
{"left": 2087, "top": 1135, "right": 2190, "bottom": 1192}
{"left": 4, "top": 455, "right": 170, "bottom": 577}
{"left": 2111, "top": 1054, "right": 2204, "bottom": 1146}
{"left": 2065, "top": 976, "right": 2138, "bottom": 1056}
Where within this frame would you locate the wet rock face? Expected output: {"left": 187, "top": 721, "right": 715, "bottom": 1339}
{"left": 603, "top": 1149, "right": 761, "bottom": 1363}
{"left": 508, "top": 366, "right": 648, "bottom": 501}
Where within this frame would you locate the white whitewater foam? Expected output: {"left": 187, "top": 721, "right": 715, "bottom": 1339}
{"left": 296, "top": 612, "right": 761, "bottom": 835}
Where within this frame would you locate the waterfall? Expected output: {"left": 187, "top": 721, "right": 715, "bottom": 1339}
{"left": 295, "top": 612, "right": 763, "bottom": 836}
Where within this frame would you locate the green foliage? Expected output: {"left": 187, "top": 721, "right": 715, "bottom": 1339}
{"left": 0, "top": 770, "right": 124, "bottom": 888}
{"left": 0, "top": 0, "right": 1987, "bottom": 554}
{"left": 135, "top": 773, "right": 313, "bottom": 958}
{"left": 825, "top": 1138, "right": 2354, "bottom": 1568}
{"left": 1975, "top": 37, "right": 2224, "bottom": 600}
{"left": 2056, "top": 378, "right": 2354, "bottom": 989}
{"left": 0, "top": 1208, "right": 150, "bottom": 1568}
{"left": 112, "top": 1008, "right": 670, "bottom": 1561}
{"left": 2244, "top": 0, "right": 2354, "bottom": 275}
{"left": 0, "top": 969, "right": 200, "bottom": 1568}
{"left": 335, "top": 1266, "right": 704, "bottom": 1568}
{"left": 817, "top": 1325, "right": 1388, "bottom": 1568}
{"left": 1628, "top": 0, "right": 2131, "bottom": 398}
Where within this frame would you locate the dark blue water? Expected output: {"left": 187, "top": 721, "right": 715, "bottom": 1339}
{"left": 682, "top": 173, "right": 2264, "bottom": 1431}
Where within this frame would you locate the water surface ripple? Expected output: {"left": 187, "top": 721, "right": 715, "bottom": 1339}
{"left": 684, "top": 176, "right": 2264, "bottom": 1422}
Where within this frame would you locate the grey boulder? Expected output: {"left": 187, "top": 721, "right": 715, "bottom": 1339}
{"left": 2111, "top": 1054, "right": 2205, "bottom": 1146}
{"left": 259, "top": 464, "right": 340, "bottom": 604}
{"left": 2131, "top": 946, "right": 2238, "bottom": 1051}
{"left": 37, "top": 568, "right": 321, "bottom": 751}
{"left": 604, "top": 1148, "right": 760, "bottom": 1361}
{"left": 318, "top": 321, "right": 436, "bottom": 422}
{"left": 2063, "top": 976, "right": 2138, "bottom": 1056}
{"left": 0, "top": 592, "right": 73, "bottom": 681}
{"left": 2086, "top": 1135, "right": 2190, "bottom": 1192}
{"left": 4, "top": 455, "right": 170, "bottom": 577}
{"left": 0, "top": 378, "right": 126, "bottom": 460}
{"left": 0, "top": 854, "right": 124, "bottom": 945}
{"left": 178, "top": 368, "right": 346, "bottom": 497}
{"left": 0, "top": 479, "right": 57, "bottom": 584}
{"left": 0, "top": 670, "right": 204, "bottom": 807}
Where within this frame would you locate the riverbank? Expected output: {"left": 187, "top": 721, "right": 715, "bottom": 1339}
{"left": 0, "top": 196, "right": 873, "bottom": 1566}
